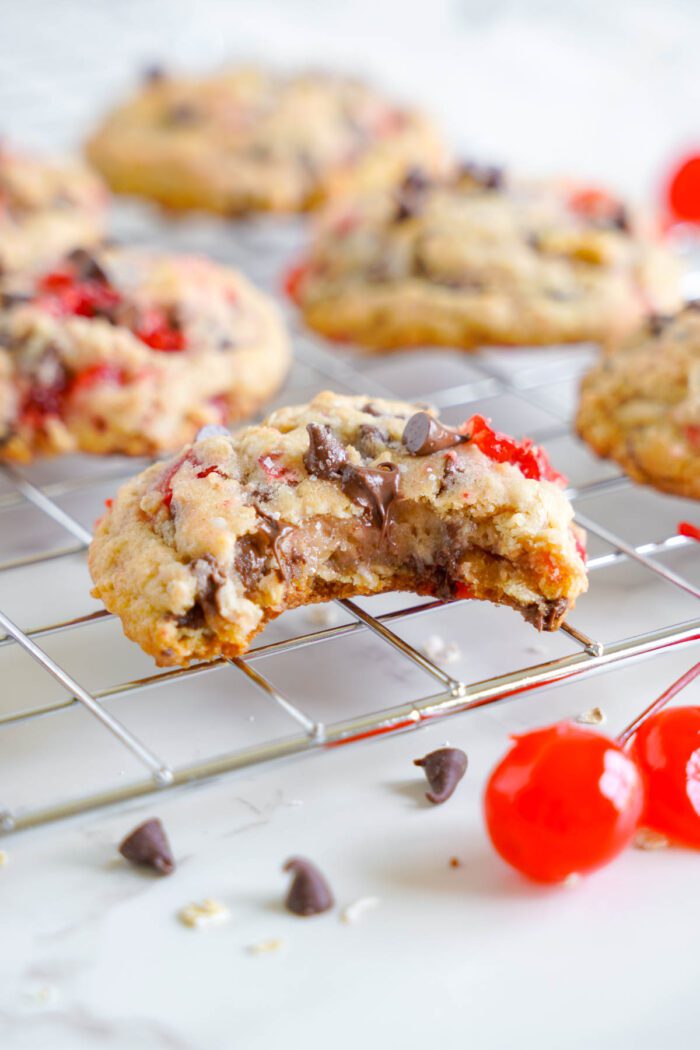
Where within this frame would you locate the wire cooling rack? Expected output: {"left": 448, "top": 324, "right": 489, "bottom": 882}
{"left": 1, "top": 278, "right": 699, "bottom": 832}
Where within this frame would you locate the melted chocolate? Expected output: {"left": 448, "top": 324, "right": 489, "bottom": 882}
{"left": 304, "top": 422, "right": 347, "bottom": 479}
{"left": 402, "top": 412, "right": 466, "bottom": 455}
{"left": 341, "top": 462, "right": 400, "bottom": 528}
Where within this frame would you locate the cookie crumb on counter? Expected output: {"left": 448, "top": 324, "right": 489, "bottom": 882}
{"left": 575, "top": 707, "right": 606, "bottom": 726}
{"left": 305, "top": 604, "right": 340, "bottom": 627}
{"left": 448, "top": 856, "right": 461, "bottom": 869}
{"left": 178, "top": 898, "right": 231, "bottom": 929}
{"left": 421, "top": 634, "right": 461, "bottom": 664}
{"left": 634, "top": 828, "right": 670, "bottom": 851}
{"left": 0, "top": 850, "right": 8, "bottom": 866}
{"left": 340, "top": 897, "right": 380, "bottom": 925}
{"left": 247, "top": 937, "right": 286, "bottom": 956}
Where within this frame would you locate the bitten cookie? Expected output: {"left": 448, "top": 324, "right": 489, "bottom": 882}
{"left": 576, "top": 305, "right": 700, "bottom": 500}
{"left": 0, "top": 247, "right": 290, "bottom": 461}
{"left": 89, "top": 391, "right": 588, "bottom": 667}
{"left": 0, "top": 145, "right": 107, "bottom": 274}
{"left": 287, "top": 167, "right": 681, "bottom": 350}
{"left": 84, "top": 66, "right": 448, "bottom": 215}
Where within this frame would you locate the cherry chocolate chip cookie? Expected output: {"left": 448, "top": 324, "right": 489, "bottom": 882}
{"left": 0, "top": 145, "right": 107, "bottom": 275}
{"left": 287, "top": 167, "right": 681, "bottom": 350}
{"left": 576, "top": 304, "right": 700, "bottom": 500}
{"left": 0, "top": 246, "right": 290, "bottom": 461}
{"left": 85, "top": 66, "right": 449, "bottom": 215}
{"left": 89, "top": 391, "right": 588, "bottom": 667}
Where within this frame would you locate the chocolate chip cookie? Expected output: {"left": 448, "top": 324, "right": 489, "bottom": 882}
{"left": 0, "top": 247, "right": 290, "bottom": 461}
{"left": 576, "top": 305, "right": 700, "bottom": 499}
{"left": 89, "top": 391, "right": 588, "bottom": 667}
{"left": 287, "top": 168, "right": 681, "bottom": 349}
{"left": 0, "top": 145, "right": 107, "bottom": 274}
{"left": 85, "top": 67, "right": 448, "bottom": 215}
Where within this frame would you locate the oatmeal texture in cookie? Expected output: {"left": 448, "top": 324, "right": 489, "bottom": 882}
{"left": 0, "top": 246, "right": 290, "bottom": 461}
{"left": 287, "top": 167, "right": 681, "bottom": 350}
{"left": 0, "top": 146, "right": 107, "bottom": 274}
{"left": 577, "top": 305, "right": 700, "bottom": 500}
{"left": 89, "top": 392, "right": 588, "bottom": 667}
{"left": 85, "top": 66, "right": 449, "bottom": 215}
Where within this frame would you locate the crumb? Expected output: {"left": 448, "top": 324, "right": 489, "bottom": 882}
{"left": 21, "top": 984, "right": 60, "bottom": 1009}
{"left": 634, "top": 828, "right": 669, "bottom": 851}
{"left": 340, "top": 897, "right": 380, "bottom": 925}
{"left": 574, "top": 707, "right": 606, "bottom": 726}
{"left": 178, "top": 898, "right": 231, "bottom": 929}
{"left": 448, "top": 856, "right": 461, "bottom": 869}
{"left": 306, "top": 604, "right": 340, "bottom": 627}
{"left": 247, "top": 937, "right": 285, "bottom": 955}
{"left": 421, "top": 634, "right": 461, "bottom": 665}
{"left": 0, "top": 850, "right": 8, "bottom": 867}
{"left": 562, "top": 873, "right": 581, "bottom": 887}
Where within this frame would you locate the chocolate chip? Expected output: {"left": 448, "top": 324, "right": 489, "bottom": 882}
{"left": 648, "top": 313, "right": 673, "bottom": 337}
{"left": 143, "top": 64, "right": 167, "bottom": 84}
{"left": 165, "top": 102, "right": 201, "bottom": 126}
{"left": 119, "top": 818, "right": 175, "bottom": 875}
{"left": 609, "top": 204, "right": 630, "bottom": 233}
{"left": 457, "top": 161, "right": 504, "bottom": 191}
{"left": 175, "top": 603, "right": 206, "bottom": 630}
{"left": 283, "top": 857, "right": 334, "bottom": 916}
{"left": 304, "top": 423, "right": 348, "bottom": 480}
{"left": 522, "top": 596, "right": 570, "bottom": 631}
{"left": 256, "top": 508, "right": 295, "bottom": 576}
{"left": 402, "top": 412, "right": 466, "bottom": 455}
{"left": 341, "top": 462, "right": 400, "bottom": 528}
{"left": 0, "top": 291, "right": 33, "bottom": 309}
{"left": 394, "top": 168, "right": 431, "bottom": 222}
{"left": 414, "top": 747, "right": 468, "bottom": 804}
{"left": 361, "top": 402, "right": 384, "bottom": 417}
{"left": 353, "top": 423, "right": 388, "bottom": 458}
{"left": 67, "top": 247, "right": 109, "bottom": 284}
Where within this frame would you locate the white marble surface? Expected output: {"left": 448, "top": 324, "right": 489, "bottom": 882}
{"left": 0, "top": 1, "right": 700, "bottom": 1047}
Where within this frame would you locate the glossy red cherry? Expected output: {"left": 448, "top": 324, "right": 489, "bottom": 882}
{"left": 484, "top": 723, "right": 644, "bottom": 883}
{"left": 666, "top": 153, "right": 700, "bottom": 224}
{"left": 627, "top": 707, "right": 700, "bottom": 848}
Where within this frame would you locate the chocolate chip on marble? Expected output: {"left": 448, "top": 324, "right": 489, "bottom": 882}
{"left": 303, "top": 422, "right": 348, "bottom": 480}
{"left": 402, "top": 412, "right": 465, "bottom": 455}
{"left": 341, "top": 462, "right": 400, "bottom": 528}
{"left": 414, "top": 747, "right": 468, "bottom": 804}
{"left": 283, "top": 857, "right": 334, "bottom": 916}
{"left": 119, "top": 818, "right": 175, "bottom": 875}
{"left": 353, "top": 423, "right": 388, "bottom": 459}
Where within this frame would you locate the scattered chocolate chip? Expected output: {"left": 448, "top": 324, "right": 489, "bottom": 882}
{"left": 457, "top": 161, "right": 504, "bottom": 191}
{"left": 283, "top": 857, "right": 334, "bottom": 916}
{"left": 414, "top": 747, "right": 468, "bottom": 804}
{"left": 119, "top": 818, "right": 175, "bottom": 875}
{"left": 304, "top": 422, "right": 348, "bottom": 480}
{"left": 402, "top": 412, "right": 466, "bottom": 455}
{"left": 341, "top": 462, "right": 400, "bottom": 529}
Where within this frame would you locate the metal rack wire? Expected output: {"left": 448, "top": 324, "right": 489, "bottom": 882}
{"left": 1, "top": 318, "right": 699, "bottom": 833}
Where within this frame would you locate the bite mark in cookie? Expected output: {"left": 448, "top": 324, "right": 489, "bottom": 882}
{"left": 89, "top": 392, "right": 588, "bottom": 667}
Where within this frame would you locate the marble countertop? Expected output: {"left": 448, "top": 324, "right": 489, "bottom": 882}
{"left": 0, "top": 1, "right": 699, "bottom": 1046}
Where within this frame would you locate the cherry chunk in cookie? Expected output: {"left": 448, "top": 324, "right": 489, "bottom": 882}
{"left": 89, "top": 392, "right": 588, "bottom": 667}
{"left": 0, "top": 246, "right": 290, "bottom": 461}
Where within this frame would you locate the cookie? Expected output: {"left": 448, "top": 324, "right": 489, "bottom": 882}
{"left": 576, "top": 305, "right": 700, "bottom": 500}
{"left": 84, "top": 66, "right": 448, "bottom": 215}
{"left": 0, "top": 145, "right": 107, "bottom": 274}
{"left": 287, "top": 168, "right": 681, "bottom": 350}
{"left": 89, "top": 391, "right": 588, "bottom": 667}
{"left": 0, "top": 247, "right": 290, "bottom": 461}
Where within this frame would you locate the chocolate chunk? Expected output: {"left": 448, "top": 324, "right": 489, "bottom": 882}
{"left": 648, "top": 313, "right": 673, "bottom": 337}
{"left": 402, "top": 412, "right": 466, "bottom": 455}
{"left": 283, "top": 857, "right": 334, "bottom": 916}
{"left": 256, "top": 508, "right": 295, "bottom": 576}
{"left": 143, "top": 64, "right": 166, "bottom": 84}
{"left": 353, "top": 423, "right": 388, "bottom": 459}
{"left": 522, "top": 596, "right": 570, "bottom": 631}
{"left": 303, "top": 423, "right": 348, "bottom": 480}
{"left": 394, "top": 168, "right": 431, "bottom": 222}
{"left": 67, "top": 248, "right": 109, "bottom": 284}
{"left": 341, "top": 462, "right": 399, "bottom": 528}
{"left": 176, "top": 603, "right": 206, "bottom": 629}
{"left": 414, "top": 747, "right": 468, "bottom": 804}
{"left": 234, "top": 533, "right": 269, "bottom": 592}
{"left": 457, "top": 161, "right": 504, "bottom": 191}
{"left": 119, "top": 818, "right": 175, "bottom": 875}
{"left": 165, "top": 102, "right": 201, "bottom": 126}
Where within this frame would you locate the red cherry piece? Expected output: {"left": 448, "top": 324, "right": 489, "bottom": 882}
{"left": 484, "top": 722, "right": 644, "bottom": 883}
{"left": 462, "top": 414, "right": 566, "bottom": 486}
{"left": 678, "top": 521, "right": 700, "bottom": 543}
{"left": 568, "top": 186, "right": 621, "bottom": 221}
{"left": 258, "top": 453, "right": 299, "bottom": 485}
{"left": 134, "top": 308, "right": 186, "bottom": 352}
{"left": 68, "top": 364, "right": 127, "bottom": 396}
{"left": 36, "top": 267, "right": 122, "bottom": 318}
{"left": 283, "top": 261, "right": 310, "bottom": 304}
{"left": 628, "top": 707, "right": 700, "bottom": 848}
{"left": 666, "top": 154, "right": 700, "bottom": 224}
